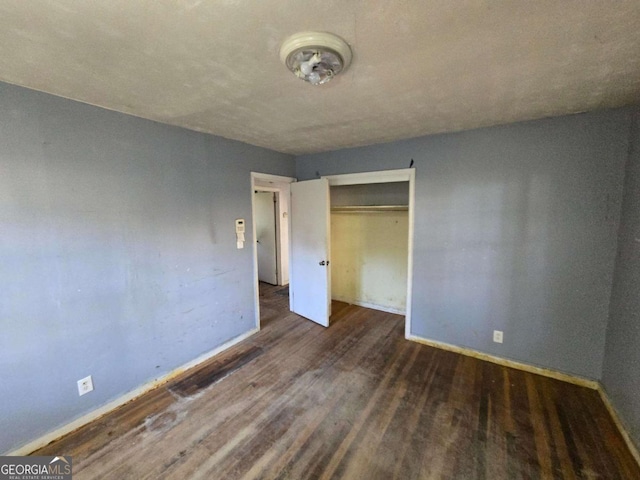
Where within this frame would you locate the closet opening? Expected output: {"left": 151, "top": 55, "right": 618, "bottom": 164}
{"left": 330, "top": 182, "right": 410, "bottom": 315}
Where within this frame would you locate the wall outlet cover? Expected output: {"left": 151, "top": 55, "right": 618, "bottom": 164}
{"left": 77, "top": 375, "right": 94, "bottom": 396}
{"left": 493, "top": 330, "right": 504, "bottom": 344}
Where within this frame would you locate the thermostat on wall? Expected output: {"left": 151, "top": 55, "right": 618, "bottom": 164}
{"left": 235, "top": 219, "right": 245, "bottom": 248}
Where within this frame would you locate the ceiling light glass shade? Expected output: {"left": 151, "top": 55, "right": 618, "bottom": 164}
{"left": 280, "top": 32, "right": 352, "bottom": 85}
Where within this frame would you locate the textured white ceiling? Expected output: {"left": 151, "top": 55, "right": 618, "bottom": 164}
{"left": 0, "top": 1, "right": 639, "bottom": 155}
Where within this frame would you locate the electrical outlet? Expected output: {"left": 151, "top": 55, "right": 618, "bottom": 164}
{"left": 493, "top": 330, "right": 504, "bottom": 344}
{"left": 77, "top": 375, "right": 94, "bottom": 396}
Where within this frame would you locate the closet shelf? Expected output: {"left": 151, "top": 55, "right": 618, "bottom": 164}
{"left": 331, "top": 205, "right": 408, "bottom": 213}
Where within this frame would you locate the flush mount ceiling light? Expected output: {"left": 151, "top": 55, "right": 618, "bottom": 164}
{"left": 279, "top": 31, "right": 352, "bottom": 85}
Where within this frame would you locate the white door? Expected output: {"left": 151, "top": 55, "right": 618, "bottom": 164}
{"left": 290, "top": 178, "right": 331, "bottom": 327}
{"left": 255, "top": 191, "right": 278, "bottom": 285}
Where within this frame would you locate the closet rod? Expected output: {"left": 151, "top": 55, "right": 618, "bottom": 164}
{"left": 331, "top": 205, "right": 408, "bottom": 213}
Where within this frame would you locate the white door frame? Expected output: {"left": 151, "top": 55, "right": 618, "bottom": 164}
{"left": 250, "top": 172, "right": 296, "bottom": 330}
{"left": 322, "top": 168, "right": 415, "bottom": 338}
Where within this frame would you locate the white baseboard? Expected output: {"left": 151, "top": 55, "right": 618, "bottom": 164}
{"left": 331, "top": 296, "right": 406, "bottom": 315}
{"left": 597, "top": 386, "right": 640, "bottom": 468}
{"left": 406, "top": 333, "right": 598, "bottom": 389}
{"left": 5, "top": 327, "right": 259, "bottom": 456}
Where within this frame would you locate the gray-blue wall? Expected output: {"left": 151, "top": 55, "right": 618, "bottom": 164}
{"left": 602, "top": 108, "right": 640, "bottom": 448}
{"left": 297, "top": 109, "right": 632, "bottom": 380}
{"left": 0, "top": 82, "right": 294, "bottom": 453}
{"left": 2, "top": 77, "right": 636, "bottom": 455}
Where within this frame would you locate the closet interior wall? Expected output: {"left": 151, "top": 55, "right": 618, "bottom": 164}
{"left": 330, "top": 182, "right": 410, "bottom": 314}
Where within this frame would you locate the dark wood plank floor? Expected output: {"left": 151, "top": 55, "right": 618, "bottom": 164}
{"left": 34, "top": 283, "right": 640, "bottom": 479}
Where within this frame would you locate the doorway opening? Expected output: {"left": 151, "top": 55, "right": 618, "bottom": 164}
{"left": 250, "top": 172, "right": 296, "bottom": 330}
{"left": 254, "top": 190, "right": 280, "bottom": 286}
